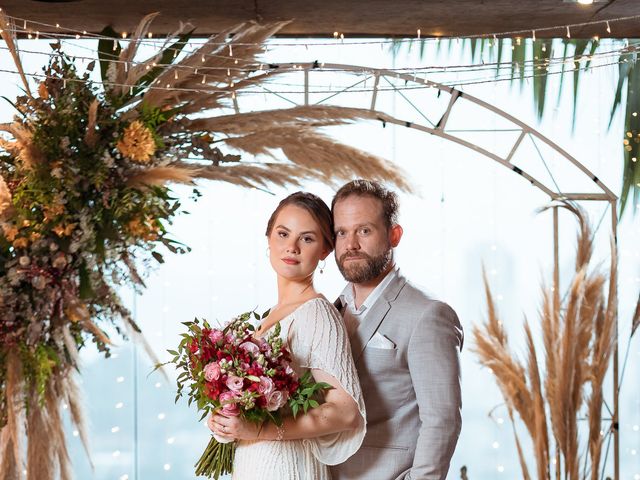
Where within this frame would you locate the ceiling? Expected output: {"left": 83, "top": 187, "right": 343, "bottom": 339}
{"left": 1, "top": 0, "right": 638, "bottom": 38}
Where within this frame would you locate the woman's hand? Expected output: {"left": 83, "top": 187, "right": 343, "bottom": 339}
{"left": 207, "top": 413, "right": 262, "bottom": 441}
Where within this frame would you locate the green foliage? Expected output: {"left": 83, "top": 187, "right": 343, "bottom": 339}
{"left": 0, "top": 39, "right": 194, "bottom": 411}
{"left": 289, "top": 370, "right": 333, "bottom": 418}
{"left": 392, "top": 36, "right": 639, "bottom": 216}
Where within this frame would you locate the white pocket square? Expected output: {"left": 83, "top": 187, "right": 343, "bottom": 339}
{"left": 367, "top": 332, "right": 396, "bottom": 350}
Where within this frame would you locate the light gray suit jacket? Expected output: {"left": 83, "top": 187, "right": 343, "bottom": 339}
{"left": 330, "top": 271, "right": 463, "bottom": 480}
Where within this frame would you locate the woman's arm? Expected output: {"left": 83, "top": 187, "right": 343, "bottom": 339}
{"left": 208, "top": 368, "right": 362, "bottom": 441}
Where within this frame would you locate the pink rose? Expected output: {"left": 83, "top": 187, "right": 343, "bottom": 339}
{"left": 209, "top": 329, "right": 223, "bottom": 343}
{"left": 226, "top": 375, "right": 244, "bottom": 392}
{"left": 266, "top": 390, "right": 288, "bottom": 412}
{"left": 203, "top": 362, "right": 221, "bottom": 382}
{"left": 219, "top": 391, "right": 240, "bottom": 417}
{"left": 257, "top": 376, "right": 274, "bottom": 397}
{"left": 239, "top": 341, "right": 260, "bottom": 355}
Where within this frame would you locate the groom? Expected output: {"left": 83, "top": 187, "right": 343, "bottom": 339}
{"left": 329, "top": 180, "right": 463, "bottom": 480}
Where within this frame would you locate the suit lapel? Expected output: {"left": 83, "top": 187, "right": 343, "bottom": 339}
{"left": 350, "top": 272, "right": 407, "bottom": 362}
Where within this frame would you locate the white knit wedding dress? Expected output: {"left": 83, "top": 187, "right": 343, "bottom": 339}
{"left": 231, "top": 297, "right": 366, "bottom": 480}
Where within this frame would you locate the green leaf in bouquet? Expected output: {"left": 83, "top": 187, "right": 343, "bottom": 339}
{"left": 316, "top": 382, "right": 333, "bottom": 391}
{"left": 291, "top": 402, "right": 300, "bottom": 418}
{"left": 151, "top": 251, "right": 165, "bottom": 263}
{"left": 130, "top": 29, "right": 195, "bottom": 98}
{"left": 246, "top": 375, "right": 260, "bottom": 382}
{"left": 308, "top": 399, "right": 319, "bottom": 408}
{"left": 167, "top": 349, "right": 179, "bottom": 356}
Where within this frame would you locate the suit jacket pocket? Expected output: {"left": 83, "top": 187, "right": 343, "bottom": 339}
{"left": 364, "top": 346, "right": 398, "bottom": 359}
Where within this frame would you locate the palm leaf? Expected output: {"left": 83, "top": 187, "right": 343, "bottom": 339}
{"left": 511, "top": 39, "right": 526, "bottom": 90}
{"left": 496, "top": 38, "right": 505, "bottom": 77}
{"left": 609, "top": 51, "right": 632, "bottom": 129}
{"left": 556, "top": 39, "right": 571, "bottom": 108}
{"left": 620, "top": 51, "right": 640, "bottom": 215}
{"left": 571, "top": 40, "right": 591, "bottom": 130}
{"left": 532, "top": 40, "right": 552, "bottom": 119}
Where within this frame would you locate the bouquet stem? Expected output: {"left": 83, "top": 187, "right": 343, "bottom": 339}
{"left": 195, "top": 436, "right": 236, "bottom": 479}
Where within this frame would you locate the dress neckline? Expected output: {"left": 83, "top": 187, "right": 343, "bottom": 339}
{"left": 254, "top": 296, "right": 326, "bottom": 339}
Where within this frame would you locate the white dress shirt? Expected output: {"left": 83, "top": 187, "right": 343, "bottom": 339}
{"left": 339, "top": 266, "right": 399, "bottom": 336}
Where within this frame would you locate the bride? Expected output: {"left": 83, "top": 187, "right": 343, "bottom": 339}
{"left": 207, "top": 191, "right": 366, "bottom": 479}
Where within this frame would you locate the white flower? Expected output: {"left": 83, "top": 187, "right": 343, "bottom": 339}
{"left": 106, "top": 62, "right": 117, "bottom": 86}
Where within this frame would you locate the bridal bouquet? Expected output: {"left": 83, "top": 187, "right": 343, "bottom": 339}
{"left": 165, "top": 311, "right": 331, "bottom": 479}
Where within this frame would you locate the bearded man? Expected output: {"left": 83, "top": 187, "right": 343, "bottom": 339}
{"left": 330, "top": 180, "right": 463, "bottom": 480}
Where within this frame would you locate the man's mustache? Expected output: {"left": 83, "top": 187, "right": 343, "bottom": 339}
{"left": 339, "top": 252, "right": 371, "bottom": 263}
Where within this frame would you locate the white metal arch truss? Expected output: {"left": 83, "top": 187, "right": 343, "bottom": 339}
{"left": 252, "top": 62, "right": 621, "bottom": 479}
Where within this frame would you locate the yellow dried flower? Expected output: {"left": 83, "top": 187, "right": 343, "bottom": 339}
{"left": 127, "top": 219, "right": 145, "bottom": 236}
{"left": 2, "top": 224, "right": 19, "bottom": 242}
{"left": 43, "top": 203, "right": 66, "bottom": 222}
{"left": 13, "top": 237, "right": 29, "bottom": 249}
{"left": 116, "top": 120, "right": 156, "bottom": 163}
{"left": 30, "top": 232, "right": 42, "bottom": 241}
{"left": 53, "top": 223, "right": 76, "bottom": 237}
{"left": 38, "top": 82, "right": 49, "bottom": 100}
{"left": 64, "top": 298, "right": 89, "bottom": 323}
{"left": 0, "top": 175, "right": 11, "bottom": 218}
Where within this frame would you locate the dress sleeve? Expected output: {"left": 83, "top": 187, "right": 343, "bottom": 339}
{"left": 296, "top": 298, "right": 366, "bottom": 466}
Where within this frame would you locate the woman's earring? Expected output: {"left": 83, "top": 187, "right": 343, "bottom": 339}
{"left": 318, "top": 259, "right": 326, "bottom": 274}
{"left": 266, "top": 247, "right": 270, "bottom": 258}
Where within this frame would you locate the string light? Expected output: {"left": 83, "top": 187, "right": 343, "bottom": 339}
{"left": 0, "top": 11, "right": 636, "bottom": 50}
{"left": 532, "top": 30, "right": 536, "bottom": 41}
{"left": 607, "top": 21, "right": 612, "bottom": 33}
{"left": 0, "top": 43, "right": 640, "bottom": 94}
{"left": 417, "top": 28, "right": 421, "bottom": 39}
{"left": 566, "top": 26, "right": 571, "bottom": 38}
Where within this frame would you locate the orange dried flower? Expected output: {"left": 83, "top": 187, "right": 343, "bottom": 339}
{"left": 13, "top": 237, "right": 28, "bottom": 249}
{"left": 116, "top": 120, "right": 156, "bottom": 163}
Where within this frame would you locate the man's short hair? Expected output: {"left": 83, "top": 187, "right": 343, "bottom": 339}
{"left": 331, "top": 180, "right": 399, "bottom": 229}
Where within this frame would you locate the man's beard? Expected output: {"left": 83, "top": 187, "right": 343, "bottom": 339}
{"left": 337, "top": 248, "right": 392, "bottom": 283}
